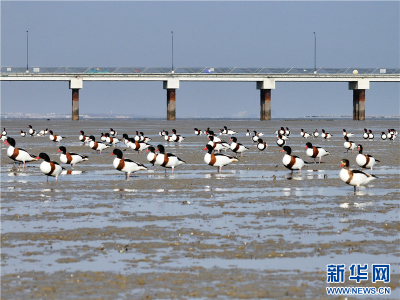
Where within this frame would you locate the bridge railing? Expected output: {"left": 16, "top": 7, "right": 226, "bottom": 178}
{"left": 1, "top": 66, "right": 399, "bottom": 75}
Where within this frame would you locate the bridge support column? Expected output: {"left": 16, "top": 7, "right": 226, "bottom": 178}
{"left": 163, "top": 79, "right": 180, "bottom": 121}
{"left": 257, "top": 79, "right": 275, "bottom": 121}
{"left": 167, "top": 89, "right": 176, "bottom": 121}
{"left": 72, "top": 89, "right": 80, "bottom": 121}
{"left": 353, "top": 89, "right": 365, "bottom": 121}
{"left": 260, "top": 89, "right": 271, "bottom": 120}
{"left": 349, "top": 80, "right": 369, "bottom": 121}
{"left": 69, "top": 78, "right": 83, "bottom": 121}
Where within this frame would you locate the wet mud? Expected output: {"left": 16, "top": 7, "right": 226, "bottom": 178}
{"left": 1, "top": 118, "right": 399, "bottom": 299}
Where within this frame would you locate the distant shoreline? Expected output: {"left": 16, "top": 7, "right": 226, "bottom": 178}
{"left": 1, "top": 114, "right": 399, "bottom": 121}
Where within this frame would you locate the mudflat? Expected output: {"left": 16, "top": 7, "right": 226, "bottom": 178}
{"left": 1, "top": 118, "right": 399, "bottom": 299}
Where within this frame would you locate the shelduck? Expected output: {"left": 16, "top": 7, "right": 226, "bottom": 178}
{"left": 89, "top": 135, "right": 110, "bottom": 154}
{"left": 257, "top": 139, "right": 268, "bottom": 152}
{"left": 305, "top": 142, "right": 330, "bottom": 164}
{"left": 58, "top": 146, "right": 89, "bottom": 167}
{"left": 356, "top": 144, "right": 379, "bottom": 174}
{"left": 28, "top": 125, "right": 35, "bottom": 136}
{"left": 4, "top": 137, "right": 37, "bottom": 169}
{"left": 321, "top": 129, "right": 332, "bottom": 139}
{"left": 36, "top": 153, "right": 64, "bottom": 181}
{"left": 230, "top": 137, "right": 249, "bottom": 157}
{"left": 155, "top": 144, "right": 185, "bottom": 174}
{"left": 342, "top": 129, "right": 354, "bottom": 137}
{"left": 171, "top": 129, "right": 185, "bottom": 143}
{"left": 343, "top": 136, "right": 356, "bottom": 153}
{"left": 49, "top": 130, "right": 65, "bottom": 145}
{"left": 110, "top": 149, "right": 147, "bottom": 179}
{"left": 203, "top": 144, "right": 238, "bottom": 172}
{"left": 276, "top": 134, "right": 286, "bottom": 148}
{"left": 281, "top": 146, "right": 305, "bottom": 173}
{"left": 146, "top": 146, "right": 158, "bottom": 166}
{"left": 339, "top": 159, "right": 377, "bottom": 192}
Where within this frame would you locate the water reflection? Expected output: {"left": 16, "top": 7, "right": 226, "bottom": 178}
{"left": 61, "top": 170, "right": 83, "bottom": 175}
{"left": 340, "top": 201, "right": 374, "bottom": 209}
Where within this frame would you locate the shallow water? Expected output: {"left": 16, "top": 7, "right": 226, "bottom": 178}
{"left": 1, "top": 118, "right": 399, "bottom": 299}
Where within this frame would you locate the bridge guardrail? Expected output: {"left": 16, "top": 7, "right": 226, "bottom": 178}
{"left": 1, "top": 67, "right": 399, "bottom": 75}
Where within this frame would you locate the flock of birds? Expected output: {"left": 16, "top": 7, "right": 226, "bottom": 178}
{"left": 1, "top": 125, "right": 398, "bottom": 192}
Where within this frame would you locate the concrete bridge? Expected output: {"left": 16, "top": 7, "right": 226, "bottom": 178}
{"left": 1, "top": 67, "right": 399, "bottom": 121}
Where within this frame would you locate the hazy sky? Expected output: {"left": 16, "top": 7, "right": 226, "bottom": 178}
{"left": 1, "top": 1, "right": 399, "bottom": 118}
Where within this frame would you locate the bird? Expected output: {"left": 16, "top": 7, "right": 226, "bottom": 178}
{"left": 207, "top": 136, "right": 229, "bottom": 153}
{"left": 36, "top": 128, "right": 49, "bottom": 136}
{"left": 339, "top": 158, "right": 377, "bottom": 192}
{"left": 280, "top": 146, "right": 305, "bottom": 173}
{"left": 230, "top": 137, "right": 249, "bottom": 157}
{"left": 163, "top": 131, "right": 174, "bottom": 142}
{"left": 356, "top": 144, "right": 379, "bottom": 174}
{"left": 89, "top": 135, "right": 110, "bottom": 154}
{"left": 159, "top": 129, "right": 166, "bottom": 136}
{"left": 28, "top": 125, "right": 36, "bottom": 136}
{"left": 58, "top": 146, "right": 89, "bottom": 167}
{"left": 245, "top": 129, "right": 251, "bottom": 136}
{"left": 300, "top": 129, "right": 311, "bottom": 139}
{"left": 321, "top": 129, "right": 332, "bottom": 139}
{"left": 20, "top": 131, "right": 27, "bottom": 137}
{"left": 100, "top": 133, "right": 107, "bottom": 142}
{"left": 257, "top": 139, "right": 268, "bottom": 152}
{"left": 127, "top": 138, "right": 150, "bottom": 153}
{"left": 4, "top": 137, "right": 37, "bottom": 169}
{"left": 284, "top": 127, "right": 291, "bottom": 137}
{"left": 203, "top": 144, "right": 238, "bottom": 172}
{"left": 146, "top": 146, "right": 158, "bottom": 166}
{"left": 155, "top": 144, "right": 185, "bottom": 174}
{"left": 381, "top": 132, "right": 387, "bottom": 140}
{"left": 36, "top": 153, "right": 64, "bottom": 181}
{"left": 362, "top": 129, "right": 369, "bottom": 140}
{"left": 109, "top": 128, "right": 117, "bottom": 136}
{"left": 194, "top": 128, "right": 203, "bottom": 136}
{"left": 276, "top": 134, "right": 286, "bottom": 148}
{"left": 110, "top": 148, "right": 147, "bottom": 179}
{"left": 343, "top": 136, "right": 356, "bottom": 153}
{"left": 252, "top": 131, "right": 259, "bottom": 143}
{"left": 368, "top": 130, "right": 374, "bottom": 141}
{"left": 305, "top": 142, "right": 330, "bottom": 164}
{"left": 139, "top": 132, "right": 151, "bottom": 143}
{"left": 342, "top": 129, "right": 354, "bottom": 137}
{"left": 207, "top": 131, "right": 222, "bottom": 143}
{"left": 171, "top": 129, "right": 185, "bottom": 143}
{"left": 313, "top": 129, "right": 319, "bottom": 138}
{"left": 104, "top": 133, "right": 120, "bottom": 146}
{"left": 221, "top": 126, "right": 237, "bottom": 135}
{"left": 79, "top": 130, "right": 91, "bottom": 144}
{"left": 49, "top": 130, "right": 65, "bottom": 145}
{"left": 2, "top": 128, "right": 7, "bottom": 136}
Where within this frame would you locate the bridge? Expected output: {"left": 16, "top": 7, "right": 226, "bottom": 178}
{"left": 1, "top": 67, "right": 399, "bottom": 121}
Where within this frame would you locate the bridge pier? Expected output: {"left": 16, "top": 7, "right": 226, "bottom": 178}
{"left": 163, "top": 79, "right": 179, "bottom": 121}
{"left": 352, "top": 89, "right": 365, "bottom": 121}
{"left": 349, "top": 80, "right": 369, "bottom": 121}
{"left": 260, "top": 89, "right": 271, "bottom": 120}
{"left": 167, "top": 89, "right": 176, "bottom": 121}
{"left": 72, "top": 89, "right": 80, "bottom": 121}
{"left": 69, "top": 78, "right": 83, "bottom": 121}
{"left": 257, "top": 79, "right": 275, "bottom": 120}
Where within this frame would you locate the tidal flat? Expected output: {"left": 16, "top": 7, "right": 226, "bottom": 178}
{"left": 1, "top": 118, "right": 399, "bottom": 299}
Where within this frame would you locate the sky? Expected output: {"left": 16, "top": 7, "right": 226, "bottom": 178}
{"left": 1, "top": 1, "right": 399, "bottom": 118}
